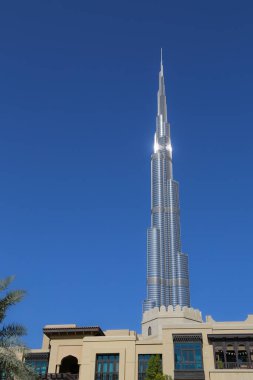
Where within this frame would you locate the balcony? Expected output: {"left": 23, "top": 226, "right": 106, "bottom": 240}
{"left": 215, "top": 361, "right": 253, "bottom": 369}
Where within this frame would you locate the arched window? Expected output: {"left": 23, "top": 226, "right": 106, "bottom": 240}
{"left": 215, "top": 347, "right": 224, "bottom": 368}
{"left": 148, "top": 326, "right": 152, "bottom": 336}
{"left": 59, "top": 355, "right": 79, "bottom": 374}
{"left": 238, "top": 344, "right": 248, "bottom": 363}
{"left": 226, "top": 345, "right": 236, "bottom": 364}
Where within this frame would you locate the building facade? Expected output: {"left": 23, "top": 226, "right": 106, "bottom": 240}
{"left": 143, "top": 54, "right": 190, "bottom": 312}
{"left": 25, "top": 308, "right": 253, "bottom": 380}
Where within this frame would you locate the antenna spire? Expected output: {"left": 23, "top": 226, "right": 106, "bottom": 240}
{"left": 160, "top": 48, "right": 163, "bottom": 73}
{"left": 157, "top": 48, "right": 167, "bottom": 121}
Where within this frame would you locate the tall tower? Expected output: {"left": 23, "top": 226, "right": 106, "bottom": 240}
{"left": 143, "top": 53, "right": 190, "bottom": 312}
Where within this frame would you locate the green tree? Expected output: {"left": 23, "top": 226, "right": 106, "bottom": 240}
{"left": 145, "top": 355, "right": 172, "bottom": 380}
{"left": 145, "top": 355, "right": 162, "bottom": 379}
{"left": 0, "top": 276, "right": 36, "bottom": 379}
{"left": 153, "top": 375, "right": 168, "bottom": 380}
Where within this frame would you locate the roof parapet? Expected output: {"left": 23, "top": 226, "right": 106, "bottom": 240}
{"left": 142, "top": 305, "right": 203, "bottom": 324}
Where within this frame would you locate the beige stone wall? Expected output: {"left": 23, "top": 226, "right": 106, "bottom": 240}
{"left": 136, "top": 340, "right": 165, "bottom": 378}
{"left": 209, "top": 371, "right": 253, "bottom": 380}
{"left": 82, "top": 334, "right": 136, "bottom": 380}
{"left": 47, "top": 338, "right": 83, "bottom": 373}
{"left": 142, "top": 305, "right": 203, "bottom": 339}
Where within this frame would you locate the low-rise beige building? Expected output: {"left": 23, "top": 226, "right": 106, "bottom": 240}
{"left": 26, "top": 306, "right": 253, "bottom": 380}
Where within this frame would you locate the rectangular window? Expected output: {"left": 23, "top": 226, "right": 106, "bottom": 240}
{"left": 138, "top": 354, "right": 162, "bottom": 380}
{"left": 95, "top": 354, "right": 119, "bottom": 380}
{"left": 174, "top": 342, "right": 203, "bottom": 370}
{"left": 25, "top": 359, "right": 48, "bottom": 375}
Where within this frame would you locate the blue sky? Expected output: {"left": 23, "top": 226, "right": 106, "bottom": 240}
{"left": 1, "top": 0, "right": 253, "bottom": 347}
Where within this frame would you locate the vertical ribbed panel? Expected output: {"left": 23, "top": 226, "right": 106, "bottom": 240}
{"left": 147, "top": 227, "right": 161, "bottom": 307}
{"left": 176, "top": 252, "right": 190, "bottom": 306}
{"left": 143, "top": 299, "right": 156, "bottom": 313}
{"left": 151, "top": 152, "right": 166, "bottom": 305}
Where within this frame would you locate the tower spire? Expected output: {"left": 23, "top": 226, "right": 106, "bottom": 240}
{"left": 158, "top": 49, "right": 167, "bottom": 122}
{"left": 161, "top": 48, "right": 163, "bottom": 73}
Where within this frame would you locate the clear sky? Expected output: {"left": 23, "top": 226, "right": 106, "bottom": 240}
{"left": 1, "top": 0, "right": 253, "bottom": 347}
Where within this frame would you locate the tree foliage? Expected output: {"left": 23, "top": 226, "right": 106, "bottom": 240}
{"left": 145, "top": 354, "right": 172, "bottom": 380}
{"left": 0, "top": 276, "right": 36, "bottom": 379}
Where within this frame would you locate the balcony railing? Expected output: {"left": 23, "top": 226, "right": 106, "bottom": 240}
{"left": 95, "top": 375, "right": 119, "bottom": 380}
{"left": 215, "top": 361, "right": 253, "bottom": 369}
{"left": 41, "top": 374, "right": 79, "bottom": 380}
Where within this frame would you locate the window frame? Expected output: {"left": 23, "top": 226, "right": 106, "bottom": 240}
{"left": 138, "top": 354, "right": 162, "bottom": 380}
{"left": 173, "top": 335, "right": 203, "bottom": 371}
{"left": 95, "top": 353, "right": 119, "bottom": 380}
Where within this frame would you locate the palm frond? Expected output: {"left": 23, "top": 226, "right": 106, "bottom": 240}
{"left": 0, "top": 277, "right": 33, "bottom": 380}
{"left": 0, "top": 290, "right": 26, "bottom": 322}
{"left": 0, "top": 324, "right": 27, "bottom": 339}
{"left": 0, "top": 348, "right": 37, "bottom": 380}
{"left": 0, "top": 323, "right": 27, "bottom": 350}
{"left": 0, "top": 276, "right": 15, "bottom": 292}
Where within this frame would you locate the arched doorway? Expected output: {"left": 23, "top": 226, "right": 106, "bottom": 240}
{"left": 59, "top": 355, "right": 79, "bottom": 374}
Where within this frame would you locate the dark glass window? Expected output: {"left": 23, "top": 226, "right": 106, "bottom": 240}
{"left": 95, "top": 354, "right": 119, "bottom": 380}
{"left": 25, "top": 359, "right": 48, "bottom": 375}
{"left": 138, "top": 354, "right": 162, "bottom": 380}
{"left": 174, "top": 342, "right": 203, "bottom": 370}
{"left": 226, "top": 346, "right": 236, "bottom": 363}
{"left": 209, "top": 335, "right": 253, "bottom": 370}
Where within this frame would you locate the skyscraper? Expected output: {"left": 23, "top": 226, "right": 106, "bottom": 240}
{"left": 143, "top": 53, "right": 190, "bottom": 312}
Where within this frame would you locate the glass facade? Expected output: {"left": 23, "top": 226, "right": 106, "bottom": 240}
{"left": 174, "top": 342, "right": 203, "bottom": 370}
{"left": 95, "top": 354, "right": 119, "bottom": 380}
{"left": 25, "top": 359, "right": 48, "bottom": 375}
{"left": 138, "top": 354, "right": 162, "bottom": 380}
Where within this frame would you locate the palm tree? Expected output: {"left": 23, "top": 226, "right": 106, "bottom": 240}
{"left": 0, "top": 276, "right": 36, "bottom": 379}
